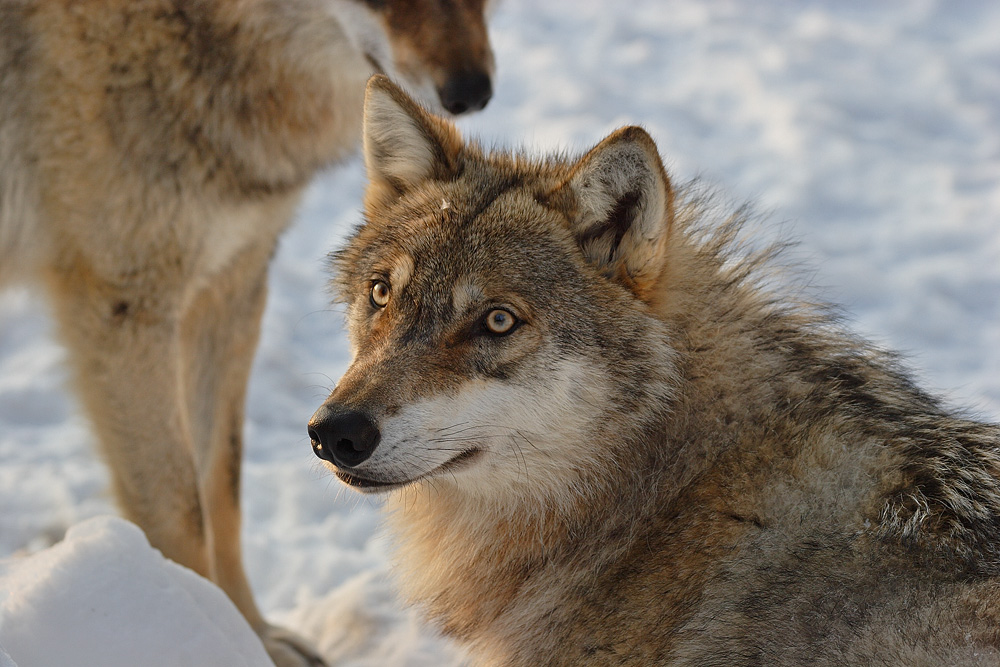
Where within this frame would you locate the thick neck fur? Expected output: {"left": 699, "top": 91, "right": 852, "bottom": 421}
{"left": 384, "top": 431, "right": 674, "bottom": 662}
{"left": 656, "top": 196, "right": 1000, "bottom": 569}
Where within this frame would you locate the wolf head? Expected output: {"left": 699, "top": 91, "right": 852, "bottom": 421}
{"left": 330, "top": 0, "right": 494, "bottom": 115}
{"left": 310, "top": 76, "right": 679, "bottom": 506}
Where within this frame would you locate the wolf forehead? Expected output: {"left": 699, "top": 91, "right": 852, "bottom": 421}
{"left": 331, "top": 157, "right": 587, "bottom": 297}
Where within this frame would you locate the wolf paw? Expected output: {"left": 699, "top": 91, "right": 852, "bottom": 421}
{"left": 261, "top": 624, "right": 327, "bottom": 667}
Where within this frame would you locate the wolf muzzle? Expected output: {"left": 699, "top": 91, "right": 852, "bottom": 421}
{"left": 308, "top": 405, "right": 381, "bottom": 467}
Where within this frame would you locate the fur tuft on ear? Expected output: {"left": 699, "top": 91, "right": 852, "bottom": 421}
{"left": 362, "top": 75, "right": 463, "bottom": 207}
{"left": 552, "top": 126, "right": 673, "bottom": 298}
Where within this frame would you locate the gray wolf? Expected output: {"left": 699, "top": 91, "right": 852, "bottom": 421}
{"left": 309, "top": 76, "right": 1000, "bottom": 665}
{"left": 0, "top": 2, "right": 493, "bottom": 664}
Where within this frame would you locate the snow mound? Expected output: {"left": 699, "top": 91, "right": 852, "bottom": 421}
{"left": 0, "top": 516, "right": 273, "bottom": 667}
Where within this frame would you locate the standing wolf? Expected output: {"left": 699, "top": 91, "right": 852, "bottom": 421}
{"left": 0, "top": 2, "right": 492, "bottom": 664}
{"left": 310, "top": 76, "right": 1000, "bottom": 665}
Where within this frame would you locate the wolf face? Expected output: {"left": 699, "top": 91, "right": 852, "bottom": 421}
{"left": 309, "top": 76, "right": 678, "bottom": 506}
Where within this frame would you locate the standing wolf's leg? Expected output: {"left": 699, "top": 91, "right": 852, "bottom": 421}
{"left": 45, "top": 260, "right": 210, "bottom": 578}
{"left": 180, "top": 244, "right": 269, "bottom": 629}
{"left": 181, "top": 244, "right": 325, "bottom": 666}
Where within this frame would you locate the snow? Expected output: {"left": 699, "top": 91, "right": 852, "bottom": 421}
{"left": 0, "top": 517, "right": 272, "bottom": 667}
{"left": 1, "top": 0, "right": 998, "bottom": 664}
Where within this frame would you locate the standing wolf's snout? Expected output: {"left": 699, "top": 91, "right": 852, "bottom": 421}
{"left": 439, "top": 70, "right": 492, "bottom": 115}
{"left": 308, "top": 405, "right": 381, "bottom": 468}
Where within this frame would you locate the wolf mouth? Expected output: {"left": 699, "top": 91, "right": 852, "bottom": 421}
{"left": 335, "top": 448, "right": 482, "bottom": 492}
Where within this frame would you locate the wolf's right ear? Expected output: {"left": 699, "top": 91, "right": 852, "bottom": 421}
{"left": 362, "top": 75, "right": 463, "bottom": 207}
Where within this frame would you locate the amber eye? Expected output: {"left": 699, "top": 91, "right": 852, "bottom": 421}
{"left": 483, "top": 308, "right": 517, "bottom": 335}
{"left": 370, "top": 280, "right": 390, "bottom": 308}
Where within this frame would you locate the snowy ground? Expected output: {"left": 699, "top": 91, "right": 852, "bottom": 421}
{"left": 1, "top": 0, "right": 999, "bottom": 664}
{"left": 0, "top": 517, "right": 274, "bottom": 667}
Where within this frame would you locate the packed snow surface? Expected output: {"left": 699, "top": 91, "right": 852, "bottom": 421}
{"left": 1, "top": 1, "right": 998, "bottom": 664}
{"left": 0, "top": 517, "right": 272, "bottom": 666}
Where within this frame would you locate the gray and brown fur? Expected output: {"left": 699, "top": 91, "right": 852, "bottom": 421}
{"left": 310, "top": 76, "right": 1000, "bottom": 666}
{"left": 0, "top": 3, "right": 493, "bottom": 665}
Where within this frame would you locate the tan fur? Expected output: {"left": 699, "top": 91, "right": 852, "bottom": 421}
{"left": 0, "top": 4, "right": 493, "bottom": 665}
{"left": 309, "top": 77, "right": 1000, "bottom": 666}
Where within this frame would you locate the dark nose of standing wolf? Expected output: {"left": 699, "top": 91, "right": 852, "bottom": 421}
{"left": 308, "top": 406, "right": 381, "bottom": 468}
{"left": 439, "top": 70, "right": 492, "bottom": 115}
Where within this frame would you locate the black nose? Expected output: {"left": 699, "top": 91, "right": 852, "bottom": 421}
{"left": 439, "top": 70, "right": 492, "bottom": 115}
{"left": 308, "top": 406, "right": 381, "bottom": 468}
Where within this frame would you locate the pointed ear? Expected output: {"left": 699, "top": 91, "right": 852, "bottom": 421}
{"left": 362, "top": 75, "right": 463, "bottom": 207}
{"left": 550, "top": 126, "right": 673, "bottom": 299}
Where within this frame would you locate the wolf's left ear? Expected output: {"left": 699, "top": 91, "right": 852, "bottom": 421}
{"left": 550, "top": 126, "right": 673, "bottom": 299}
{"left": 362, "top": 75, "right": 463, "bottom": 207}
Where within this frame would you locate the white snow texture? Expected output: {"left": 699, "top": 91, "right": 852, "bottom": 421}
{"left": 0, "top": 517, "right": 272, "bottom": 666}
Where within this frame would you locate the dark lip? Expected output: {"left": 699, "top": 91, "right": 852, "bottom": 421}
{"left": 334, "top": 469, "right": 402, "bottom": 492}
{"left": 334, "top": 448, "right": 481, "bottom": 493}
